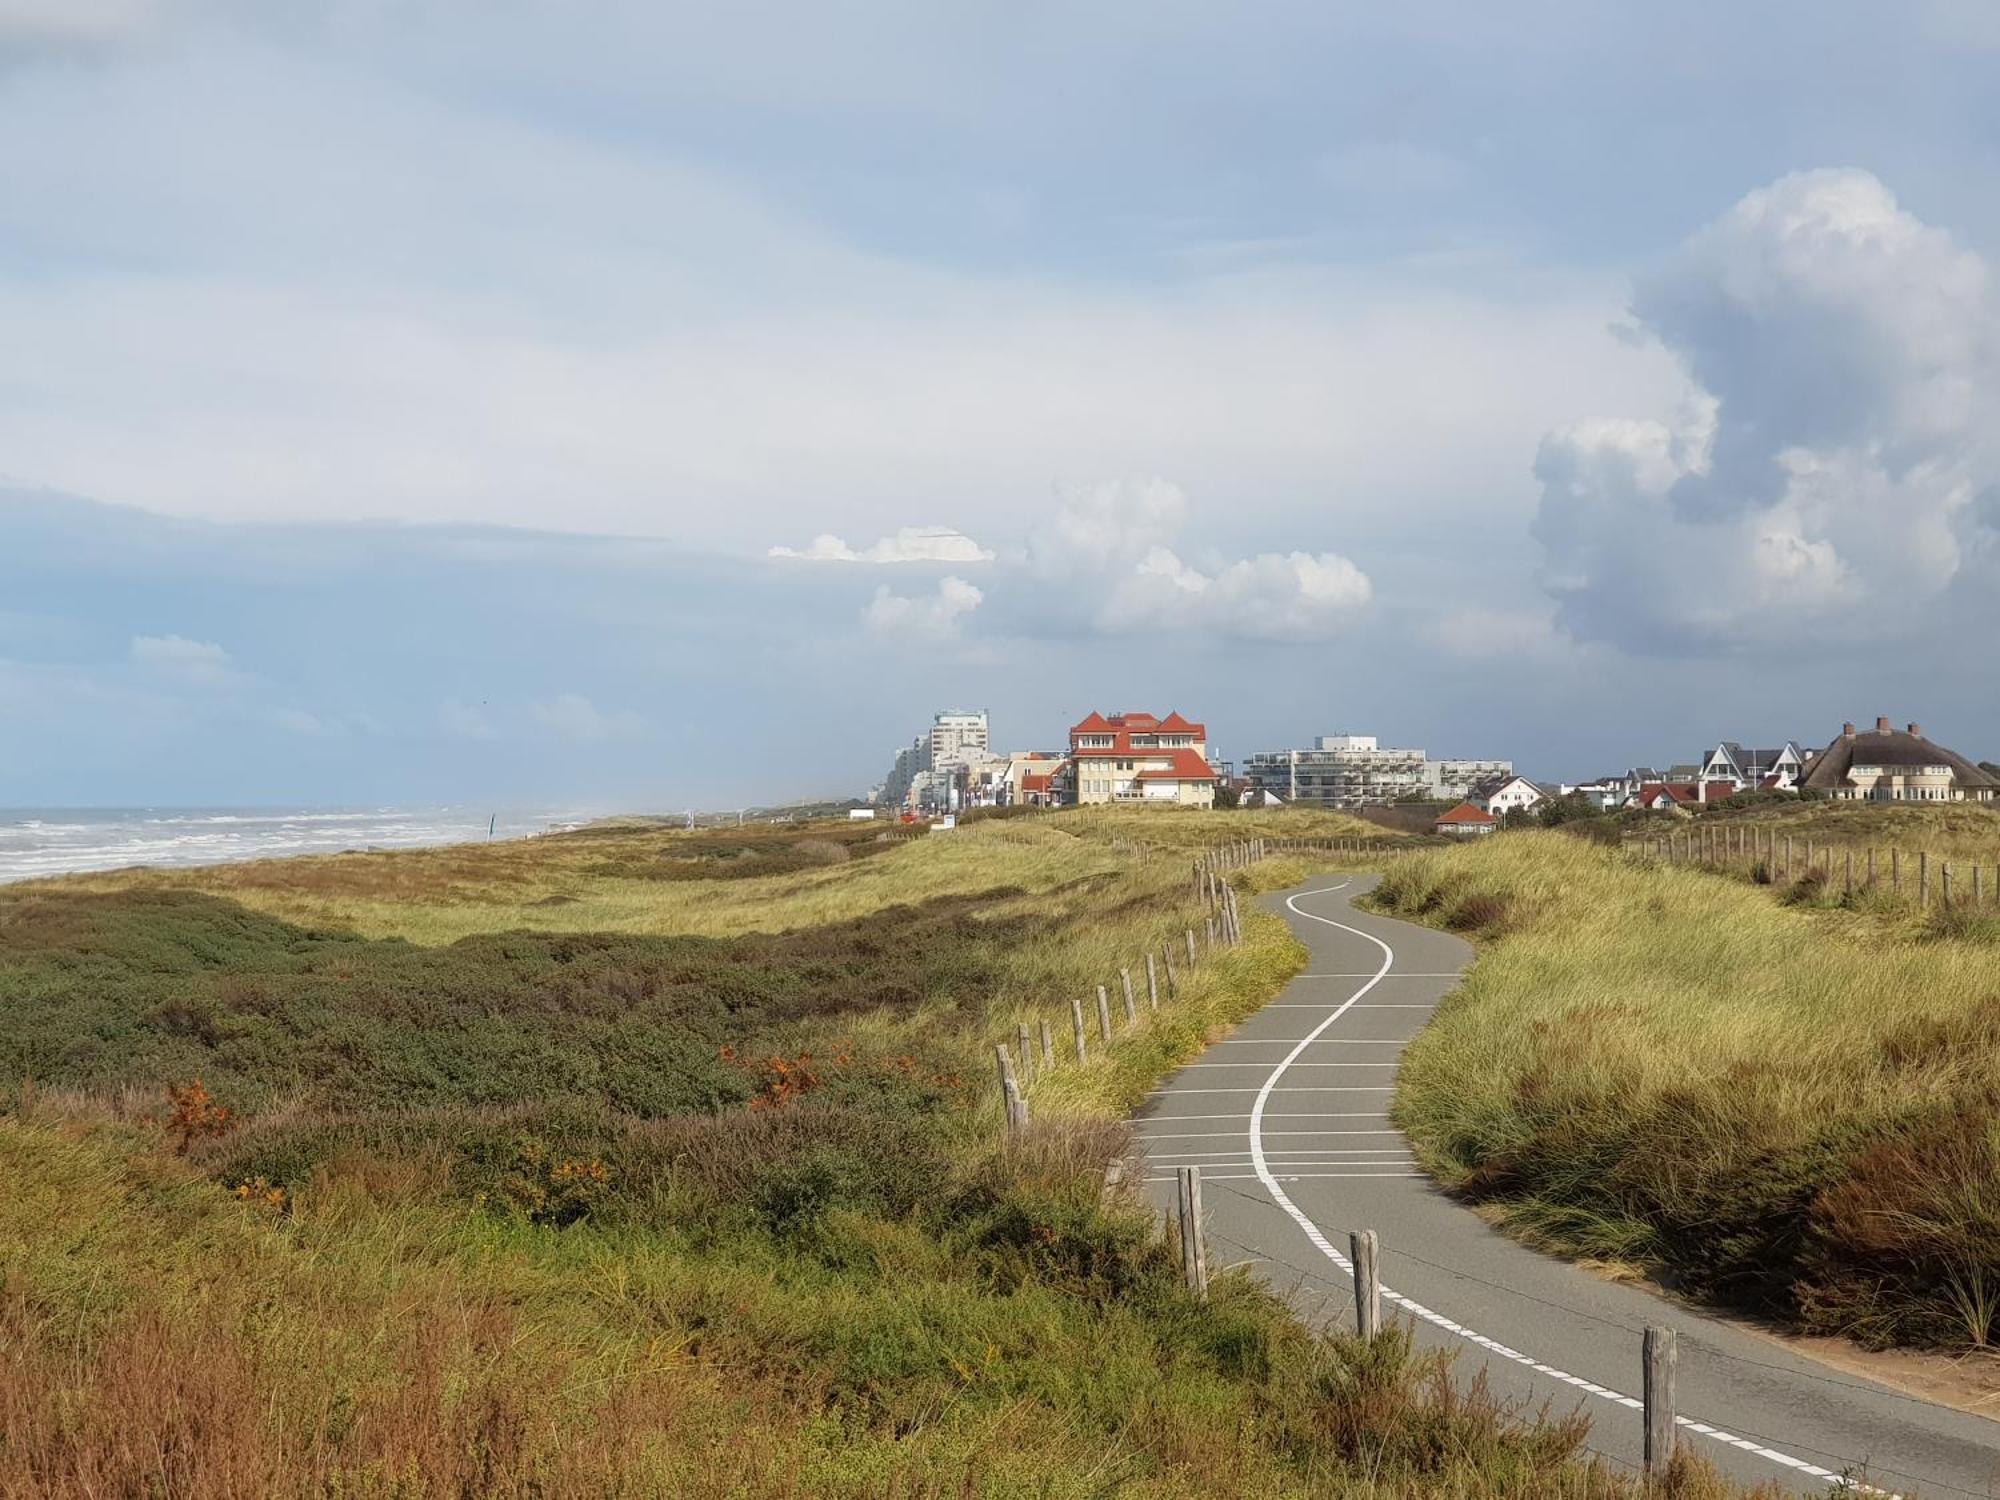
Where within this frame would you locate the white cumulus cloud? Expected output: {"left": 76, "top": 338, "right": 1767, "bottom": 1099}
{"left": 769, "top": 526, "right": 993, "bottom": 564}
{"left": 1534, "top": 168, "right": 1998, "bottom": 653}
{"left": 130, "top": 633, "right": 233, "bottom": 684}
{"left": 1030, "top": 478, "right": 1373, "bottom": 641}
{"left": 531, "top": 692, "right": 644, "bottom": 743}
{"left": 862, "top": 575, "right": 984, "bottom": 638}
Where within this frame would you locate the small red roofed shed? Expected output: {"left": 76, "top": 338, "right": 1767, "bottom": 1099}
{"left": 1434, "top": 801, "right": 1499, "bottom": 838}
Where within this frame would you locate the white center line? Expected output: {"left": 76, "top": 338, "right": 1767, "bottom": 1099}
{"left": 1244, "top": 883, "right": 1880, "bottom": 1496}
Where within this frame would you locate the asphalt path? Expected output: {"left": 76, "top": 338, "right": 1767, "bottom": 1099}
{"left": 1136, "top": 876, "right": 2000, "bottom": 1497}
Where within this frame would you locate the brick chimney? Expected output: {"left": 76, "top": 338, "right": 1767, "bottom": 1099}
{"left": 1875, "top": 716, "right": 1892, "bottom": 732}
{"left": 1842, "top": 722, "right": 1856, "bottom": 739}
{"left": 1908, "top": 722, "right": 1922, "bottom": 738}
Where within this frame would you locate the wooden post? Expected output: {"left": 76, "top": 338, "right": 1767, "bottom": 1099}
{"left": 1120, "top": 968, "right": 1138, "bottom": 1026}
{"left": 1039, "top": 1019, "right": 1055, "bottom": 1069}
{"left": 1868, "top": 846, "right": 1876, "bottom": 886}
{"left": 1099, "top": 1159, "right": 1124, "bottom": 1207}
{"left": 1162, "top": 946, "right": 1178, "bottom": 998}
{"left": 1921, "top": 851, "right": 1931, "bottom": 906}
{"left": 1206, "top": 916, "right": 1217, "bottom": 947}
{"left": 995, "top": 1044, "right": 1026, "bottom": 1137}
{"left": 1185, "top": 928, "right": 1197, "bottom": 968}
{"left": 1784, "top": 836, "right": 1793, "bottom": 878}
{"left": 1146, "top": 953, "right": 1159, "bottom": 1009}
{"left": 1017, "top": 1022, "right": 1035, "bottom": 1085}
{"left": 1845, "top": 849, "right": 1853, "bottom": 895}
{"left": 1892, "top": 846, "right": 1901, "bottom": 892}
{"left": 1070, "top": 996, "right": 1088, "bottom": 1063}
{"left": 1176, "top": 1166, "right": 1208, "bottom": 1299}
{"left": 1978, "top": 865, "right": 1986, "bottom": 905}
{"left": 1095, "top": 984, "right": 1113, "bottom": 1043}
{"left": 1350, "top": 1229, "right": 1380, "bottom": 1340}
{"left": 1943, "top": 863, "right": 1954, "bottom": 907}
{"left": 1643, "top": 1326, "right": 1677, "bottom": 1476}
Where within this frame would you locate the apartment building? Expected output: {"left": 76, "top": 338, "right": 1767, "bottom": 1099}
{"left": 929, "top": 710, "right": 989, "bottom": 768}
{"left": 1242, "top": 734, "right": 1512, "bottom": 809}
{"left": 1067, "top": 710, "right": 1219, "bottom": 807}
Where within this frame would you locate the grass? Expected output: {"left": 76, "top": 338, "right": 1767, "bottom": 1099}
{"left": 0, "top": 808, "right": 1770, "bottom": 1496}
{"left": 1377, "top": 822, "right": 2000, "bottom": 1351}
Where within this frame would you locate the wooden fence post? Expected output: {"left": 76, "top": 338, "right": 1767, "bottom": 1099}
{"left": 1099, "top": 1159, "right": 1124, "bottom": 1207}
{"left": 1039, "top": 1020, "right": 1055, "bottom": 1069}
{"left": 1892, "top": 846, "right": 1901, "bottom": 892}
{"left": 1016, "top": 1022, "right": 1035, "bottom": 1086}
{"left": 1784, "top": 836, "right": 1793, "bottom": 879}
{"left": 1146, "top": 953, "right": 1159, "bottom": 1009}
{"left": 995, "top": 1045, "right": 1026, "bottom": 1137}
{"left": 1943, "top": 863, "right": 1954, "bottom": 907}
{"left": 1176, "top": 1166, "right": 1208, "bottom": 1299}
{"left": 1868, "top": 847, "right": 1877, "bottom": 886}
{"left": 1845, "top": 849, "right": 1853, "bottom": 895}
{"left": 1162, "top": 946, "right": 1178, "bottom": 998}
{"left": 1095, "top": 985, "right": 1113, "bottom": 1043}
{"left": 1921, "top": 851, "right": 1931, "bottom": 906}
{"left": 1070, "top": 996, "right": 1088, "bottom": 1063}
{"left": 1643, "top": 1326, "right": 1677, "bottom": 1476}
{"left": 1350, "top": 1229, "right": 1380, "bottom": 1340}
{"left": 1185, "top": 928, "right": 1198, "bottom": 968}
{"left": 1120, "top": 968, "right": 1138, "bottom": 1026}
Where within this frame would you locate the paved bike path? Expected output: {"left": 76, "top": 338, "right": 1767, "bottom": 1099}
{"left": 1136, "top": 876, "right": 1999, "bottom": 1497}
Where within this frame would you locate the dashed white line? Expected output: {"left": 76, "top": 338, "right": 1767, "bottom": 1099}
{"left": 1240, "top": 883, "right": 1882, "bottom": 1497}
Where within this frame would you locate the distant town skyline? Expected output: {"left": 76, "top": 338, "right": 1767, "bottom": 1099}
{"left": 6, "top": 5, "right": 2000, "bottom": 805}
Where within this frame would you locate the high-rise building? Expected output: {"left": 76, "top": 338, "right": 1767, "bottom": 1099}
{"left": 928, "top": 710, "right": 989, "bottom": 768}
{"left": 1241, "top": 734, "right": 1512, "bottom": 808}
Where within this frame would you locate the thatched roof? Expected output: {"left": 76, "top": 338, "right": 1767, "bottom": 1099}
{"left": 1798, "top": 719, "right": 1998, "bottom": 792}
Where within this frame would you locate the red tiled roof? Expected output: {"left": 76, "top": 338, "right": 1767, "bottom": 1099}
{"left": 1639, "top": 782, "right": 1702, "bottom": 805}
{"left": 1135, "top": 749, "right": 1220, "bottom": 781}
{"left": 1069, "top": 709, "right": 1209, "bottom": 753}
{"left": 1021, "top": 772, "right": 1051, "bottom": 792}
{"left": 1434, "top": 801, "right": 1497, "bottom": 826}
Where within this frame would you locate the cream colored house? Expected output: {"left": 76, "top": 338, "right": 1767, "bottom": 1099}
{"left": 1798, "top": 718, "right": 1998, "bottom": 803}
{"left": 1067, "top": 710, "right": 1219, "bottom": 807}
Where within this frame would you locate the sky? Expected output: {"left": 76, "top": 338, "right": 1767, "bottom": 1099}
{"left": 4, "top": 1, "right": 2000, "bottom": 808}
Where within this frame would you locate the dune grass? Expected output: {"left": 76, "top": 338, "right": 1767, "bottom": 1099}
{"left": 1378, "top": 826, "right": 2000, "bottom": 1351}
{"left": 0, "top": 810, "right": 1765, "bottom": 1496}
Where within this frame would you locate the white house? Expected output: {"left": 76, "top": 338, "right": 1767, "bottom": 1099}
{"left": 1475, "top": 775, "right": 1548, "bottom": 818}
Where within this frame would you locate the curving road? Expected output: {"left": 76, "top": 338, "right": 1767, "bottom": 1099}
{"left": 1136, "top": 876, "right": 2000, "bottom": 1497}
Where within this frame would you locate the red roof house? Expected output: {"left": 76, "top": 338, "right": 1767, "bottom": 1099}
{"left": 1434, "top": 801, "right": 1499, "bottom": 837}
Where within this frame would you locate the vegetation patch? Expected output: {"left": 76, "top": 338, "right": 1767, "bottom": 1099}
{"left": 1379, "top": 826, "right": 2000, "bottom": 1350}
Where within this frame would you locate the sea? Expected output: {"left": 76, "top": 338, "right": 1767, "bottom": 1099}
{"left": 0, "top": 807, "right": 591, "bottom": 884}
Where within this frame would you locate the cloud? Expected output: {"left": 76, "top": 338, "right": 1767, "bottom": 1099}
{"left": 130, "top": 632, "right": 233, "bottom": 683}
{"left": 1423, "top": 606, "right": 1562, "bottom": 660}
{"left": 530, "top": 692, "right": 645, "bottom": 743}
{"left": 272, "top": 707, "right": 329, "bottom": 736}
{"left": 1533, "top": 169, "right": 1997, "bottom": 654}
{"left": 438, "top": 697, "right": 498, "bottom": 739}
{"left": 0, "top": 0, "right": 155, "bottom": 48}
{"left": 862, "top": 576, "right": 984, "bottom": 638}
{"left": 769, "top": 526, "right": 993, "bottom": 564}
{"left": 1026, "top": 478, "right": 1373, "bottom": 641}
{"left": 1105, "top": 546, "right": 1373, "bottom": 641}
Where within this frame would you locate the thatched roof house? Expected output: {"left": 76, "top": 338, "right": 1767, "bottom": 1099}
{"left": 1797, "top": 718, "right": 1997, "bottom": 803}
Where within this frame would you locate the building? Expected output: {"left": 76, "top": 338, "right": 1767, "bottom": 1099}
{"left": 929, "top": 710, "right": 990, "bottom": 769}
{"left": 1067, "top": 710, "right": 1220, "bottom": 806}
{"left": 1798, "top": 719, "right": 1999, "bottom": 803}
{"left": 1241, "top": 734, "right": 1513, "bottom": 808}
{"left": 1697, "top": 740, "right": 1807, "bottom": 793}
{"left": 1434, "top": 802, "right": 1498, "bottom": 838}
{"left": 1426, "top": 757, "right": 1515, "bottom": 800}
{"left": 996, "top": 751, "right": 1064, "bottom": 806}
{"left": 1474, "top": 774, "right": 1549, "bottom": 818}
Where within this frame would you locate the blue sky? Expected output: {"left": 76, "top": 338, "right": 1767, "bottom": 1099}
{"left": 5, "top": 2, "right": 2000, "bottom": 807}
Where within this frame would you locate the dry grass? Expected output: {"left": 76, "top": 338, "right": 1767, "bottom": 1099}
{"left": 0, "top": 809, "right": 1772, "bottom": 1496}
{"left": 1379, "top": 829, "right": 2000, "bottom": 1349}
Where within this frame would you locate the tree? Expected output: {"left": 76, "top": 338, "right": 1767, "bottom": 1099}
{"left": 1213, "top": 782, "right": 1241, "bottom": 810}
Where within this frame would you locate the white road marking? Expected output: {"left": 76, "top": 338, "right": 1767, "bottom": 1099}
{"left": 1210, "top": 1038, "right": 1406, "bottom": 1045}
{"left": 1136, "top": 1130, "right": 1403, "bottom": 1141}
{"left": 1237, "top": 883, "right": 1884, "bottom": 1497}
{"left": 1150, "top": 1086, "right": 1394, "bottom": 1095}
{"left": 1181, "top": 1061, "right": 1400, "bottom": 1068}
{"left": 1147, "top": 1172, "right": 1427, "bottom": 1183}
{"left": 1133, "top": 1111, "right": 1388, "bottom": 1124}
